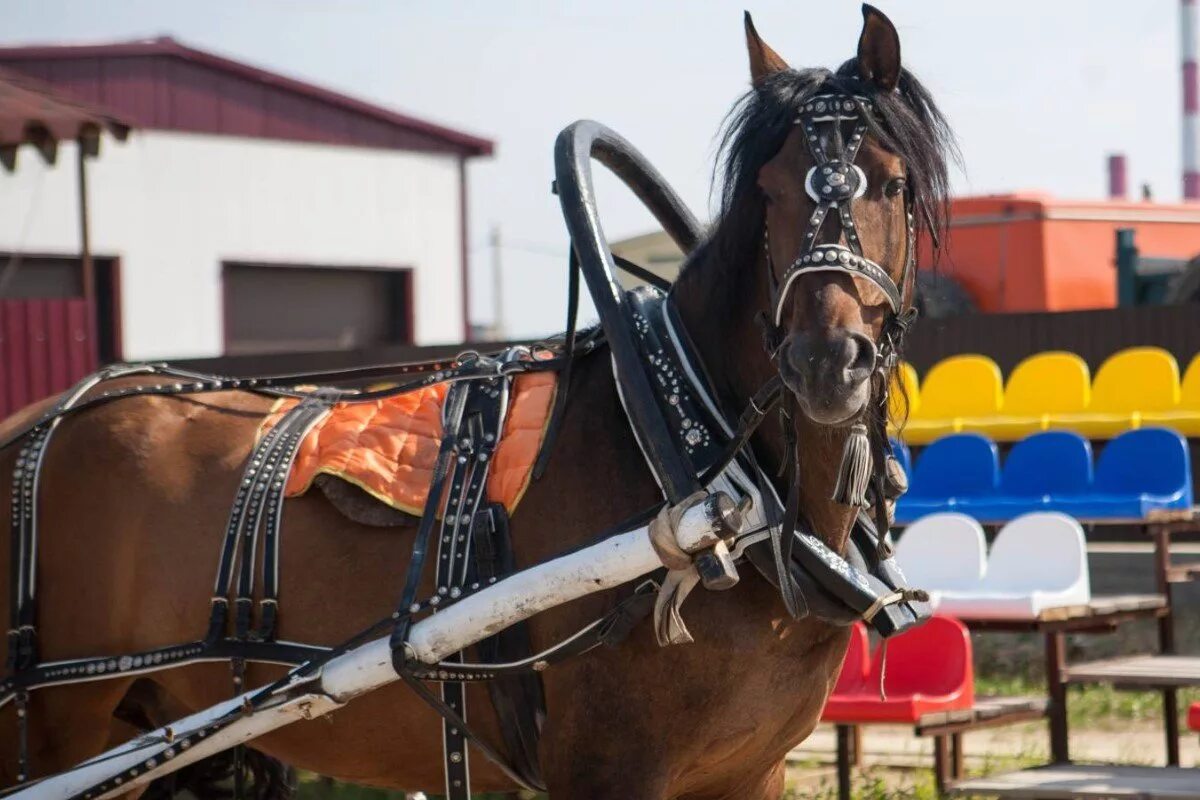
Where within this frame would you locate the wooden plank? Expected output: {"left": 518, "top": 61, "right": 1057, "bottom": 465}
{"left": 1066, "top": 655, "right": 1200, "bottom": 687}
{"left": 1166, "top": 562, "right": 1200, "bottom": 584}
{"left": 1145, "top": 508, "right": 1200, "bottom": 524}
{"left": 1076, "top": 595, "right": 1166, "bottom": 616}
{"left": 916, "top": 697, "right": 1047, "bottom": 737}
{"left": 948, "top": 764, "right": 1200, "bottom": 799}
{"left": 959, "top": 595, "right": 1167, "bottom": 633}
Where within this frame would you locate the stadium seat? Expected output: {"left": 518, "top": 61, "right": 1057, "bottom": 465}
{"left": 1051, "top": 428, "right": 1193, "bottom": 519}
{"left": 894, "top": 513, "right": 987, "bottom": 608}
{"left": 894, "top": 434, "right": 1000, "bottom": 523}
{"left": 903, "top": 355, "right": 1003, "bottom": 444}
{"left": 822, "top": 617, "right": 974, "bottom": 723}
{"left": 1143, "top": 353, "right": 1200, "bottom": 437}
{"left": 957, "top": 431, "right": 1093, "bottom": 521}
{"left": 1049, "top": 347, "right": 1180, "bottom": 438}
{"left": 973, "top": 352, "right": 1091, "bottom": 441}
{"left": 890, "top": 438, "right": 912, "bottom": 482}
{"left": 830, "top": 622, "right": 871, "bottom": 696}
{"left": 935, "top": 512, "right": 1091, "bottom": 619}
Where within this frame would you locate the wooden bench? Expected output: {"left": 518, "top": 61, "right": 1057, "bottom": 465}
{"left": 914, "top": 696, "right": 1049, "bottom": 795}
{"left": 826, "top": 697, "right": 1050, "bottom": 799}
{"left": 1066, "top": 654, "right": 1200, "bottom": 688}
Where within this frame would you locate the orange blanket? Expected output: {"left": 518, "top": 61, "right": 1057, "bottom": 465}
{"left": 261, "top": 372, "right": 556, "bottom": 516}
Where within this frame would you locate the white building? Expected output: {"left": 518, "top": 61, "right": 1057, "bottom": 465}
{"left": 0, "top": 37, "right": 491, "bottom": 371}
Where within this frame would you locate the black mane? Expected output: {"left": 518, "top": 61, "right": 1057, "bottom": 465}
{"left": 676, "top": 61, "right": 957, "bottom": 304}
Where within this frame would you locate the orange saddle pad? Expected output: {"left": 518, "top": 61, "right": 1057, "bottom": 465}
{"left": 260, "top": 372, "right": 557, "bottom": 516}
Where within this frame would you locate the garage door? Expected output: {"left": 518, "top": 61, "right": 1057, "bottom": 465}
{"left": 223, "top": 262, "right": 413, "bottom": 355}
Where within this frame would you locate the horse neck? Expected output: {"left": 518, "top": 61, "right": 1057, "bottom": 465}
{"left": 670, "top": 244, "right": 857, "bottom": 555}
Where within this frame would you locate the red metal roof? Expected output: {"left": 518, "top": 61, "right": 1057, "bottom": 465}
{"left": 0, "top": 37, "right": 492, "bottom": 157}
{"left": 0, "top": 67, "right": 130, "bottom": 170}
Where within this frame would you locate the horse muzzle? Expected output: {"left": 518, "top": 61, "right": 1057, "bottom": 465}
{"left": 778, "top": 330, "right": 876, "bottom": 425}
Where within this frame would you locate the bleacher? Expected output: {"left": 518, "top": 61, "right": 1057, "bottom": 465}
{"left": 820, "top": 347, "right": 1200, "bottom": 800}
{"left": 893, "top": 347, "right": 1200, "bottom": 443}
{"left": 894, "top": 428, "right": 1193, "bottom": 523}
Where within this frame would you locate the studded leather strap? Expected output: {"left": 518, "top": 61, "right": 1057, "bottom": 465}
{"left": 768, "top": 92, "right": 913, "bottom": 323}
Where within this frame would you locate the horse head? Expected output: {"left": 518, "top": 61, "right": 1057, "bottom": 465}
{"left": 679, "top": 4, "right": 953, "bottom": 455}
{"left": 748, "top": 5, "right": 946, "bottom": 429}
{"left": 756, "top": 17, "right": 904, "bottom": 428}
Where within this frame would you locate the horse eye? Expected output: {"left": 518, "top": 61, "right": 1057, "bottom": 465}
{"left": 884, "top": 177, "right": 907, "bottom": 198}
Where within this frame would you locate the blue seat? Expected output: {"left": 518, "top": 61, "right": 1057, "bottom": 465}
{"left": 1050, "top": 428, "right": 1193, "bottom": 519}
{"left": 957, "top": 432, "right": 1094, "bottom": 521}
{"left": 895, "top": 434, "right": 1000, "bottom": 524}
{"left": 890, "top": 439, "right": 912, "bottom": 481}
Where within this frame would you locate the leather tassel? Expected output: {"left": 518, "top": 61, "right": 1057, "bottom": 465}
{"left": 831, "top": 423, "right": 872, "bottom": 508}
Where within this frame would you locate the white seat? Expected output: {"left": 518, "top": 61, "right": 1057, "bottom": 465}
{"left": 937, "top": 512, "right": 1091, "bottom": 620}
{"left": 894, "top": 513, "right": 988, "bottom": 610}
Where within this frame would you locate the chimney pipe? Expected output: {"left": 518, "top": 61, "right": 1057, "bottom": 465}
{"left": 1184, "top": 0, "right": 1200, "bottom": 199}
{"left": 1108, "top": 154, "right": 1128, "bottom": 199}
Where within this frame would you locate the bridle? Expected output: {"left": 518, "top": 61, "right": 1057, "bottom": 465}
{"left": 762, "top": 91, "right": 916, "bottom": 350}
{"left": 757, "top": 90, "right": 919, "bottom": 552}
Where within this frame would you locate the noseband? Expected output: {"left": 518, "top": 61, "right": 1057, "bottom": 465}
{"left": 759, "top": 91, "right": 918, "bottom": 540}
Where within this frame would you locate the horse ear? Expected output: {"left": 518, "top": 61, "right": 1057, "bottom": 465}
{"left": 856, "top": 4, "right": 901, "bottom": 92}
{"left": 744, "top": 11, "right": 789, "bottom": 85}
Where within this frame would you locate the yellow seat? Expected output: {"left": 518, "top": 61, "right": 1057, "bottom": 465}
{"left": 973, "top": 352, "right": 1091, "bottom": 441}
{"left": 902, "top": 355, "right": 1002, "bottom": 444}
{"left": 887, "top": 362, "right": 919, "bottom": 429}
{"left": 1143, "top": 353, "right": 1200, "bottom": 437}
{"left": 1049, "top": 347, "right": 1180, "bottom": 438}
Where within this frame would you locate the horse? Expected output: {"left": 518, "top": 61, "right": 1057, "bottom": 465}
{"left": 0, "top": 6, "right": 953, "bottom": 798}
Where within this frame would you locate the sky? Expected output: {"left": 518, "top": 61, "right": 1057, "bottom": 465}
{"left": 3, "top": 0, "right": 1187, "bottom": 338}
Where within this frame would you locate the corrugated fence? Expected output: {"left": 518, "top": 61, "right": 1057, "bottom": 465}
{"left": 903, "top": 304, "right": 1200, "bottom": 373}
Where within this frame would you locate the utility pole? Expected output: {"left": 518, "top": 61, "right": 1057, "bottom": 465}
{"left": 490, "top": 224, "right": 504, "bottom": 340}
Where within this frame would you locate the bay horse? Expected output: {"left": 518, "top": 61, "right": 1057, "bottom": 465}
{"left": 0, "top": 6, "right": 952, "bottom": 798}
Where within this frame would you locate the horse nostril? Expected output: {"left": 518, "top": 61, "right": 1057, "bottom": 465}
{"left": 842, "top": 332, "right": 877, "bottom": 376}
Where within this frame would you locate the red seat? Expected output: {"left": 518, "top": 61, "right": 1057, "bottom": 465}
{"left": 822, "top": 617, "right": 975, "bottom": 724}
{"left": 831, "top": 622, "right": 871, "bottom": 695}
{"left": 1189, "top": 702, "right": 1200, "bottom": 732}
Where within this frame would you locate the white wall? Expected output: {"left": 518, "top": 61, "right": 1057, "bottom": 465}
{"left": 0, "top": 132, "right": 464, "bottom": 359}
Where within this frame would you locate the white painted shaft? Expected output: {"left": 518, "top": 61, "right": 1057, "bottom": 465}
{"left": 16, "top": 503, "right": 720, "bottom": 800}
{"left": 404, "top": 526, "right": 662, "bottom": 663}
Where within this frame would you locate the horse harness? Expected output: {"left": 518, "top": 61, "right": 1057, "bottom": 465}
{"left": 0, "top": 92, "right": 930, "bottom": 800}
